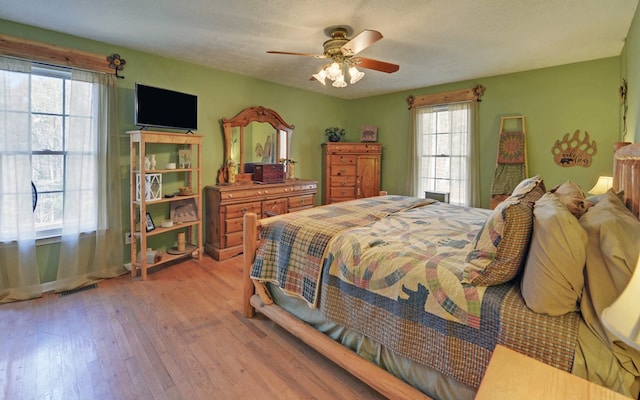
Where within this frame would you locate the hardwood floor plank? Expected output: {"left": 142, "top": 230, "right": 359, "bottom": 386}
{"left": 0, "top": 255, "right": 392, "bottom": 400}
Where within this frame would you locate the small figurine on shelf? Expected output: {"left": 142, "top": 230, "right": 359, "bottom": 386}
{"left": 149, "top": 154, "right": 157, "bottom": 170}
{"left": 144, "top": 156, "right": 151, "bottom": 170}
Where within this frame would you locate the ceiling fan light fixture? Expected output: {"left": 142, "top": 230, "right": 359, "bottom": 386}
{"left": 326, "top": 62, "right": 342, "bottom": 81}
{"left": 332, "top": 73, "right": 347, "bottom": 87}
{"left": 312, "top": 69, "right": 327, "bottom": 85}
{"left": 348, "top": 65, "right": 365, "bottom": 84}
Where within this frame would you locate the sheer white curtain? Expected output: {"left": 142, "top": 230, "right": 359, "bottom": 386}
{"left": 56, "top": 70, "right": 125, "bottom": 291}
{"left": 0, "top": 57, "right": 42, "bottom": 302}
{"left": 407, "top": 101, "right": 480, "bottom": 207}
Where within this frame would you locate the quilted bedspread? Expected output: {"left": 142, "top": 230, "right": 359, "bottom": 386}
{"left": 320, "top": 201, "right": 580, "bottom": 388}
{"left": 251, "top": 197, "right": 581, "bottom": 389}
{"left": 250, "top": 196, "right": 434, "bottom": 306}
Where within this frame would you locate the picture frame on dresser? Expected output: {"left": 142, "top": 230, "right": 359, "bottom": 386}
{"left": 360, "top": 125, "right": 377, "bottom": 142}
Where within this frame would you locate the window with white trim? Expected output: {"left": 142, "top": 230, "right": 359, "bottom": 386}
{"left": 1, "top": 63, "right": 98, "bottom": 239}
{"left": 416, "top": 102, "right": 472, "bottom": 205}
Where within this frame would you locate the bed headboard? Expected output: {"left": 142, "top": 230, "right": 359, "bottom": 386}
{"left": 613, "top": 142, "right": 640, "bottom": 218}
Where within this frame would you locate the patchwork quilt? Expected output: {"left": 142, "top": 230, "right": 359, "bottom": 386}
{"left": 252, "top": 197, "right": 580, "bottom": 389}
{"left": 250, "top": 196, "right": 434, "bottom": 306}
{"left": 320, "top": 202, "right": 580, "bottom": 388}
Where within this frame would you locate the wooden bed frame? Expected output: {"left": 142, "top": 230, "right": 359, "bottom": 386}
{"left": 242, "top": 142, "right": 640, "bottom": 400}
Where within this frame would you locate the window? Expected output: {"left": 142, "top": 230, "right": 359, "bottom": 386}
{"left": 0, "top": 63, "right": 98, "bottom": 239}
{"left": 415, "top": 102, "right": 472, "bottom": 206}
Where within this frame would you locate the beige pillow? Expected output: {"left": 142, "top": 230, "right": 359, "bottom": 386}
{"left": 521, "top": 193, "right": 587, "bottom": 315}
{"left": 579, "top": 189, "right": 640, "bottom": 346}
{"left": 550, "top": 181, "right": 589, "bottom": 218}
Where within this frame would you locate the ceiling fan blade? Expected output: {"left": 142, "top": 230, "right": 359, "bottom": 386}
{"left": 354, "top": 57, "right": 400, "bottom": 73}
{"left": 267, "top": 51, "right": 325, "bottom": 58}
{"left": 340, "top": 29, "right": 383, "bottom": 56}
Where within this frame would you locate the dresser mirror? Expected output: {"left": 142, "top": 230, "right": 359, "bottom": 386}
{"left": 220, "top": 106, "right": 293, "bottom": 183}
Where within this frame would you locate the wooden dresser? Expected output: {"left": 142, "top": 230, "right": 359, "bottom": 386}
{"left": 322, "top": 142, "right": 382, "bottom": 204}
{"left": 205, "top": 179, "right": 317, "bottom": 260}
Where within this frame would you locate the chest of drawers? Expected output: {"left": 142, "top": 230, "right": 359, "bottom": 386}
{"left": 205, "top": 180, "right": 317, "bottom": 260}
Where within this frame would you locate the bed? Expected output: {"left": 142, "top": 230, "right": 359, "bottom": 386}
{"left": 242, "top": 142, "right": 640, "bottom": 400}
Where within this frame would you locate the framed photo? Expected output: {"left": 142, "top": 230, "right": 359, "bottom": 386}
{"left": 145, "top": 212, "right": 156, "bottom": 232}
{"left": 361, "top": 125, "right": 378, "bottom": 142}
{"left": 170, "top": 198, "right": 199, "bottom": 223}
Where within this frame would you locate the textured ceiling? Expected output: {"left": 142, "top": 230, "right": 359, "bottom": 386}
{"left": 0, "top": 0, "right": 637, "bottom": 99}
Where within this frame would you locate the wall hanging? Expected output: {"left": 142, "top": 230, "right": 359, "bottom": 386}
{"left": 551, "top": 130, "right": 597, "bottom": 167}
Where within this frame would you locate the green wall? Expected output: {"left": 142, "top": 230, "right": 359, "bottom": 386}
{"left": 1, "top": 16, "right": 635, "bottom": 283}
{"left": 348, "top": 58, "right": 621, "bottom": 204}
{"left": 622, "top": 2, "right": 640, "bottom": 144}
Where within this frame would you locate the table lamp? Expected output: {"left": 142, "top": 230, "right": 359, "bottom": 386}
{"left": 588, "top": 176, "right": 613, "bottom": 195}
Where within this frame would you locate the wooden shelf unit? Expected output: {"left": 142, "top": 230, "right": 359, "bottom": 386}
{"left": 128, "top": 130, "right": 203, "bottom": 280}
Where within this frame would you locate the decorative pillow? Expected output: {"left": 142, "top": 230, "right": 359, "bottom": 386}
{"left": 549, "top": 181, "right": 589, "bottom": 218}
{"left": 510, "top": 175, "right": 546, "bottom": 204}
{"left": 464, "top": 197, "right": 534, "bottom": 286}
{"left": 521, "top": 193, "right": 588, "bottom": 315}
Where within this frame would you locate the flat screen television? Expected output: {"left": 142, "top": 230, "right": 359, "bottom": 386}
{"left": 134, "top": 83, "right": 198, "bottom": 131}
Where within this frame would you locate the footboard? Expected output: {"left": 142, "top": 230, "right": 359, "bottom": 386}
{"left": 242, "top": 212, "right": 258, "bottom": 317}
{"left": 242, "top": 212, "right": 278, "bottom": 317}
{"left": 240, "top": 209, "right": 432, "bottom": 400}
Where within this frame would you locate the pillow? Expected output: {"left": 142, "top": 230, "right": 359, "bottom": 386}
{"left": 586, "top": 190, "right": 624, "bottom": 205}
{"left": 464, "top": 197, "right": 534, "bottom": 286}
{"left": 520, "top": 193, "right": 588, "bottom": 315}
{"left": 579, "top": 189, "right": 640, "bottom": 345}
{"left": 550, "top": 181, "right": 589, "bottom": 218}
{"left": 510, "top": 175, "right": 546, "bottom": 204}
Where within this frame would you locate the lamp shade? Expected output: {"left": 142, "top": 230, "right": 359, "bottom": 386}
{"left": 601, "top": 256, "right": 640, "bottom": 350}
{"left": 312, "top": 69, "right": 327, "bottom": 85}
{"left": 588, "top": 176, "right": 613, "bottom": 195}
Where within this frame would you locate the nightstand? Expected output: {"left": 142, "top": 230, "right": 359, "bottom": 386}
{"left": 475, "top": 345, "right": 630, "bottom": 399}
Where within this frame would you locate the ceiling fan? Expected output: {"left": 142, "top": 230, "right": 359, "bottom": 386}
{"left": 267, "top": 25, "right": 400, "bottom": 87}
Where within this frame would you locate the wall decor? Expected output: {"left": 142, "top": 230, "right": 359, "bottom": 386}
{"left": 106, "top": 53, "right": 126, "bottom": 79}
{"left": 361, "top": 125, "right": 378, "bottom": 142}
{"left": 551, "top": 130, "right": 597, "bottom": 167}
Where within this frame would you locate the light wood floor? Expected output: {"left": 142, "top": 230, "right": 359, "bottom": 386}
{"left": 0, "top": 255, "right": 386, "bottom": 400}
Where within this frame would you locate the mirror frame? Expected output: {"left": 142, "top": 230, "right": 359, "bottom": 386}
{"left": 219, "top": 106, "right": 294, "bottom": 183}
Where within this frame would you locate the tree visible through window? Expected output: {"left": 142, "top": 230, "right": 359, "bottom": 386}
{"left": 1, "top": 64, "right": 97, "bottom": 239}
